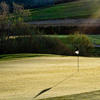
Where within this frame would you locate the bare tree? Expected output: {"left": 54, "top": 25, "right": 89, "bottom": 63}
{"left": 13, "top": 2, "right": 24, "bottom": 15}
{"left": 0, "top": 2, "right": 9, "bottom": 16}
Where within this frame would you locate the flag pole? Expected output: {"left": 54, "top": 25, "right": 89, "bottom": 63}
{"left": 77, "top": 54, "right": 79, "bottom": 72}
{"left": 75, "top": 49, "right": 80, "bottom": 72}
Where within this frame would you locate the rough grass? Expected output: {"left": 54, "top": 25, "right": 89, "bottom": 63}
{"left": 0, "top": 56, "right": 100, "bottom": 100}
{"left": 25, "top": 0, "right": 100, "bottom": 21}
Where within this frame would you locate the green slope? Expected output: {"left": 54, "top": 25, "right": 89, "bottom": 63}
{"left": 27, "top": 0, "right": 100, "bottom": 21}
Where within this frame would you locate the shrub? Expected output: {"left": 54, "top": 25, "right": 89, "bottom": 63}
{"left": 0, "top": 36, "right": 70, "bottom": 55}
{"left": 67, "top": 32, "right": 94, "bottom": 56}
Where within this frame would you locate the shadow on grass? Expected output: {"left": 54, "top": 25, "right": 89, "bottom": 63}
{"left": 40, "top": 90, "right": 100, "bottom": 100}
{"left": 0, "top": 53, "right": 60, "bottom": 61}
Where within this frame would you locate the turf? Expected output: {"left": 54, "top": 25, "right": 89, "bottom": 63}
{"left": 25, "top": 0, "right": 100, "bottom": 21}
{"left": 0, "top": 56, "right": 100, "bottom": 100}
{"left": 88, "top": 35, "right": 100, "bottom": 45}
{"left": 0, "top": 53, "right": 60, "bottom": 61}
{"left": 41, "top": 90, "right": 100, "bottom": 100}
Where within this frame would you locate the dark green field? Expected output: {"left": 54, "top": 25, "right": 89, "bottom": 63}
{"left": 25, "top": 0, "right": 100, "bottom": 21}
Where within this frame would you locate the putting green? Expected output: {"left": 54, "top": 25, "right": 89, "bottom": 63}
{"left": 0, "top": 56, "right": 100, "bottom": 100}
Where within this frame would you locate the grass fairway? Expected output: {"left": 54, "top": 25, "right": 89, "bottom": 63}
{"left": 0, "top": 55, "right": 100, "bottom": 100}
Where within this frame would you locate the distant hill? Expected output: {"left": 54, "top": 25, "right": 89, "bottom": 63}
{"left": 25, "top": 0, "right": 100, "bottom": 21}
{"left": 0, "top": 0, "right": 78, "bottom": 9}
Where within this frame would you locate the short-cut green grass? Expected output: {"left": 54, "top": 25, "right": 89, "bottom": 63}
{"left": 25, "top": 0, "right": 100, "bottom": 21}
{"left": 0, "top": 56, "right": 100, "bottom": 100}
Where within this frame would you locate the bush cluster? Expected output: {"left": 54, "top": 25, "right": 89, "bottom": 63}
{"left": 66, "top": 33, "right": 94, "bottom": 56}
{"left": 0, "top": 36, "right": 70, "bottom": 55}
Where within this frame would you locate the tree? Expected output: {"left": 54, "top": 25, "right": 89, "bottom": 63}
{"left": 0, "top": 2, "right": 9, "bottom": 16}
{"left": 67, "top": 32, "right": 94, "bottom": 56}
{"left": 13, "top": 2, "right": 24, "bottom": 15}
{"left": 0, "top": 1, "right": 10, "bottom": 40}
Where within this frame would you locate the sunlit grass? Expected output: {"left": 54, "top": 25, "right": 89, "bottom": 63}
{"left": 0, "top": 56, "right": 100, "bottom": 100}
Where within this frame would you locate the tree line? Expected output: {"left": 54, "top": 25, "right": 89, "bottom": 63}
{"left": 0, "top": 1, "right": 35, "bottom": 39}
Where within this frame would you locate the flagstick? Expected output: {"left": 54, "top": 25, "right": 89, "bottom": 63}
{"left": 77, "top": 54, "right": 79, "bottom": 72}
{"left": 75, "top": 50, "right": 80, "bottom": 72}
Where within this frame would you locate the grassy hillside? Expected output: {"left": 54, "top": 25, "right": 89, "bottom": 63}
{"left": 27, "top": 0, "right": 100, "bottom": 21}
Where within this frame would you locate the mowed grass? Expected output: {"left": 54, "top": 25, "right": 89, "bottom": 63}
{"left": 0, "top": 55, "right": 100, "bottom": 100}
{"left": 25, "top": 0, "right": 100, "bottom": 21}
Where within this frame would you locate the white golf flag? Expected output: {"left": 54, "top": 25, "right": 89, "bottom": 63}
{"left": 75, "top": 50, "right": 79, "bottom": 55}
